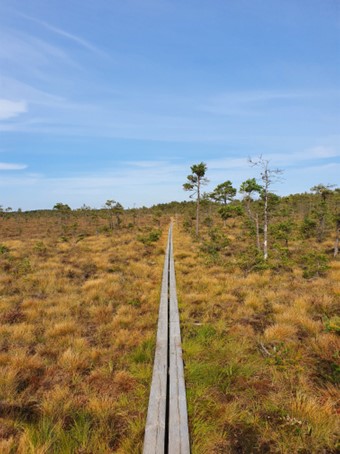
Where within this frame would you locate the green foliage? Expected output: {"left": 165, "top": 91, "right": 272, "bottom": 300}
{"left": 239, "top": 178, "right": 262, "bottom": 197}
{"left": 130, "top": 338, "right": 154, "bottom": 364}
{"left": 200, "top": 228, "right": 229, "bottom": 257}
{"left": 183, "top": 162, "right": 208, "bottom": 196}
{"left": 238, "top": 248, "right": 271, "bottom": 273}
{"left": 34, "top": 241, "right": 48, "bottom": 256}
{"left": 104, "top": 200, "right": 122, "bottom": 210}
{"left": 182, "top": 217, "right": 192, "bottom": 231}
{"left": 324, "top": 316, "right": 340, "bottom": 334}
{"left": 267, "top": 342, "right": 292, "bottom": 367}
{"left": 104, "top": 200, "right": 124, "bottom": 229}
{"left": 271, "top": 220, "right": 294, "bottom": 246}
{"left": 22, "top": 416, "right": 57, "bottom": 452}
{"left": 127, "top": 299, "right": 142, "bottom": 308}
{"left": 188, "top": 324, "right": 217, "bottom": 344}
{"left": 261, "top": 191, "right": 281, "bottom": 208}
{"left": 21, "top": 412, "right": 96, "bottom": 453}
{"left": 203, "top": 216, "right": 213, "bottom": 227}
{"left": 75, "top": 233, "right": 89, "bottom": 243}
{"left": 53, "top": 202, "right": 71, "bottom": 212}
{"left": 300, "top": 217, "right": 317, "bottom": 238}
{"left": 316, "top": 359, "right": 340, "bottom": 385}
{"left": 0, "top": 244, "right": 10, "bottom": 254}
{"left": 243, "top": 217, "right": 259, "bottom": 236}
{"left": 311, "top": 184, "right": 335, "bottom": 201}
{"left": 270, "top": 245, "right": 295, "bottom": 272}
{"left": 300, "top": 251, "right": 329, "bottom": 279}
{"left": 98, "top": 225, "right": 110, "bottom": 233}
{"left": 15, "top": 257, "right": 32, "bottom": 275}
{"left": 333, "top": 212, "right": 340, "bottom": 225}
{"left": 309, "top": 184, "right": 338, "bottom": 242}
{"left": 218, "top": 204, "right": 243, "bottom": 222}
{"left": 210, "top": 180, "right": 236, "bottom": 204}
{"left": 137, "top": 229, "right": 161, "bottom": 245}
{"left": 189, "top": 162, "right": 208, "bottom": 179}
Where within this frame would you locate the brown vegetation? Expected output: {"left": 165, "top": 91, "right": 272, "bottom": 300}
{"left": 0, "top": 192, "right": 339, "bottom": 452}
{"left": 0, "top": 211, "right": 168, "bottom": 453}
{"left": 174, "top": 209, "right": 339, "bottom": 453}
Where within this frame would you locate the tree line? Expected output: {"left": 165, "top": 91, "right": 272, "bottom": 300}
{"left": 183, "top": 159, "right": 339, "bottom": 259}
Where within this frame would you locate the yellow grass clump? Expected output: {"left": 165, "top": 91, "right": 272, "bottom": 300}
{"left": 0, "top": 211, "right": 167, "bottom": 451}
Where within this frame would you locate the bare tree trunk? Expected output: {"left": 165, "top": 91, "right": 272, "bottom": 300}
{"left": 196, "top": 179, "right": 200, "bottom": 236}
{"left": 245, "top": 201, "right": 261, "bottom": 251}
{"left": 255, "top": 213, "right": 261, "bottom": 251}
{"left": 248, "top": 156, "right": 282, "bottom": 261}
{"left": 334, "top": 220, "right": 340, "bottom": 257}
{"left": 263, "top": 190, "right": 268, "bottom": 260}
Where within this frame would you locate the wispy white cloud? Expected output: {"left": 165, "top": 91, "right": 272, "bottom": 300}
{"left": 0, "top": 77, "right": 98, "bottom": 113}
{"left": 307, "top": 146, "right": 339, "bottom": 159}
{"left": 126, "top": 160, "right": 173, "bottom": 168}
{"left": 0, "top": 155, "right": 338, "bottom": 210}
{"left": 0, "top": 159, "right": 187, "bottom": 208}
{"left": 0, "top": 162, "right": 27, "bottom": 170}
{"left": 207, "top": 146, "right": 340, "bottom": 170}
{"left": 0, "top": 28, "right": 83, "bottom": 81}
{"left": 1, "top": 72, "right": 339, "bottom": 146}
{"left": 200, "top": 89, "right": 340, "bottom": 116}
{"left": 262, "top": 146, "right": 340, "bottom": 167}
{"left": 18, "top": 13, "right": 107, "bottom": 57}
{"left": 0, "top": 99, "right": 27, "bottom": 120}
{"left": 1, "top": 77, "right": 63, "bottom": 105}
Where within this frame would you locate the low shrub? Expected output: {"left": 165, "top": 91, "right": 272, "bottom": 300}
{"left": 137, "top": 229, "right": 161, "bottom": 245}
{"left": 300, "top": 252, "right": 329, "bottom": 279}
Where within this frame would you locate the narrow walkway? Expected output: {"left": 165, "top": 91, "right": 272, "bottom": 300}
{"left": 143, "top": 223, "right": 190, "bottom": 454}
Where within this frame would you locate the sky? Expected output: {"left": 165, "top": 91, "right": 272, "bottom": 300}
{"left": 0, "top": 0, "right": 339, "bottom": 210}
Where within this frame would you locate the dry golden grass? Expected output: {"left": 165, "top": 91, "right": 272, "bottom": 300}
{"left": 1, "top": 206, "right": 339, "bottom": 452}
{"left": 174, "top": 218, "right": 340, "bottom": 454}
{"left": 0, "top": 211, "right": 168, "bottom": 452}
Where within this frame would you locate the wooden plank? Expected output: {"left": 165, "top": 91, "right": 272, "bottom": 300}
{"left": 143, "top": 229, "right": 171, "bottom": 454}
{"left": 168, "top": 225, "right": 191, "bottom": 454}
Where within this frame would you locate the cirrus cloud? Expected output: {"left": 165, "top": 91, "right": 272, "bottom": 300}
{"left": 0, "top": 162, "right": 27, "bottom": 170}
{"left": 0, "top": 99, "right": 27, "bottom": 120}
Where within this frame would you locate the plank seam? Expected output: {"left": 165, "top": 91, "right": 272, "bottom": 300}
{"left": 143, "top": 224, "right": 190, "bottom": 454}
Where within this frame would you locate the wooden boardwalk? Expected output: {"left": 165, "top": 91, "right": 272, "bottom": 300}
{"left": 143, "top": 224, "right": 190, "bottom": 454}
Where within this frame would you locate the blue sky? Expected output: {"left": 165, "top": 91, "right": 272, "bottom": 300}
{"left": 0, "top": 0, "right": 339, "bottom": 210}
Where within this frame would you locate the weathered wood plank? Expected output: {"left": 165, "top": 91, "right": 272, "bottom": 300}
{"left": 168, "top": 226, "right": 190, "bottom": 454}
{"left": 143, "top": 230, "right": 171, "bottom": 454}
{"left": 143, "top": 224, "right": 190, "bottom": 453}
